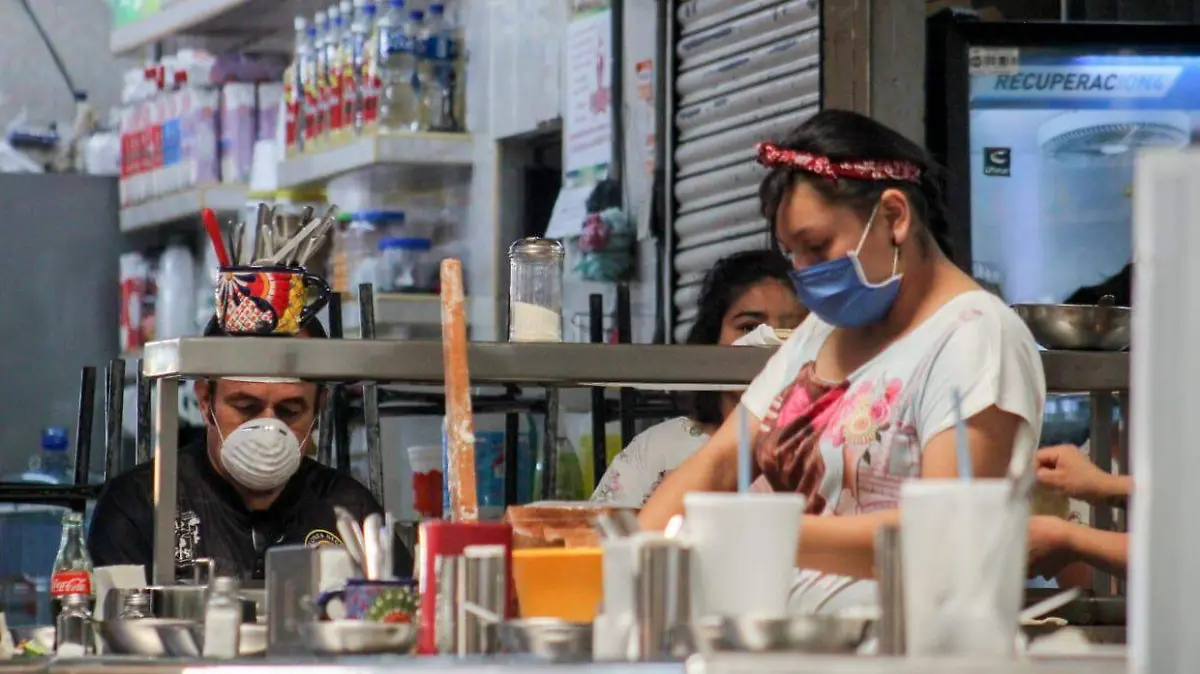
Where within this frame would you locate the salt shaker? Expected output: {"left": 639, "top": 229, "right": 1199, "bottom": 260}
{"left": 118, "top": 590, "right": 154, "bottom": 619}
{"left": 202, "top": 576, "right": 242, "bottom": 659}
{"left": 55, "top": 593, "right": 94, "bottom": 657}
{"left": 508, "top": 237, "right": 565, "bottom": 342}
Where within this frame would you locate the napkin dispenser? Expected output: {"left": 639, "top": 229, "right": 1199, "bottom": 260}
{"left": 418, "top": 521, "right": 514, "bottom": 655}
{"left": 265, "top": 545, "right": 356, "bottom": 655}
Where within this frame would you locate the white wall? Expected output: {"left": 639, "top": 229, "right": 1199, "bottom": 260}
{"left": 0, "top": 2, "right": 129, "bottom": 129}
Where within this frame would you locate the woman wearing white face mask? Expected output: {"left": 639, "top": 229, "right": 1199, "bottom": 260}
{"left": 639, "top": 110, "right": 1045, "bottom": 613}
{"left": 88, "top": 315, "right": 413, "bottom": 581}
{"left": 591, "top": 250, "right": 806, "bottom": 507}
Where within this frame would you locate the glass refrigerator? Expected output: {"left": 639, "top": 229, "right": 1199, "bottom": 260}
{"left": 927, "top": 10, "right": 1200, "bottom": 305}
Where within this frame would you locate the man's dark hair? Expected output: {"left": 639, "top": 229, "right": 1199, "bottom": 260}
{"left": 684, "top": 249, "right": 797, "bottom": 426}
{"left": 202, "top": 314, "right": 330, "bottom": 338}
{"left": 759, "top": 109, "right": 952, "bottom": 257}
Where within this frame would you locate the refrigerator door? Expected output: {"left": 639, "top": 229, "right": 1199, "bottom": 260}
{"left": 0, "top": 173, "right": 119, "bottom": 477}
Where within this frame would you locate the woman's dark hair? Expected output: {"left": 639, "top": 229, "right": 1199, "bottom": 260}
{"left": 684, "top": 249, "right": 796, "bottom": 425}
{"left": 759, "top": 109, "right": 952, "bottom": 257}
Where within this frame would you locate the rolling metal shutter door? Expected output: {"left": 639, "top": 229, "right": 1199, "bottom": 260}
{"left": 669, "top": 0, "right": 820, "bottom": 342}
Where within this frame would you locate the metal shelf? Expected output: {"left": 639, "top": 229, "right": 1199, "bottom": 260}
{"left": 119, "top": 185, "right": 247, "bottom": 233}
{"left": 277, "top": 132, "right": 474, "bottom": 188}
{"left": 140, "top": 337, "right": 1129, "bottom": 391}
{"left": 110, "top": 0, "right": 253, "bottom": 54}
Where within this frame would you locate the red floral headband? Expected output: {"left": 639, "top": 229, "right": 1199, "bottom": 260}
{"left": 756, "top": 142, "right": 922, "bottom": 184}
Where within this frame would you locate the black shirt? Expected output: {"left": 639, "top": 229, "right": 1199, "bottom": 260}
{"left": 87, "top": 441, "right": 412, "bottom": 581}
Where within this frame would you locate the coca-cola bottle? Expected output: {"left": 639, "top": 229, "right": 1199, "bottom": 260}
{"left": 50, "top": 511, "right": 93, "bottom": 622}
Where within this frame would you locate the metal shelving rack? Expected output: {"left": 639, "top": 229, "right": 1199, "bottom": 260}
{"left": 139, "top": 339, "right": 1129, "bottom": 585}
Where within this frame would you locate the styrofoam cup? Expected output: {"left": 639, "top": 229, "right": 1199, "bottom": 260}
{"left": 900, "top": 479, "right": 1030, "bottom": 656}
{"left": 407, "top": 445, "right": 442, "bottom": 474}
{"left": 684, "top": 492, "right": 805, "bottom": 618}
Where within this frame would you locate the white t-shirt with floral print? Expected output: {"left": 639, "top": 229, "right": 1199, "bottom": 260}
{"left": 590, "top": 417, "right": 710, "bottom": 508}
{"left": 740, "top": 289, "right": 1046, "bottom": 613}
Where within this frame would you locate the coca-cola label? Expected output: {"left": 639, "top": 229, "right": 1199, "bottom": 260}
{"left": 51, "top": 570, "right": 91, "bottom": 597}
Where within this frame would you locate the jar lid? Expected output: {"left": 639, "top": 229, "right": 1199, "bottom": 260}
{"left": 379, "top": 237, "right": 432, "bottom": 251}
{"left": 508, "top": 237, "right": 564, "bottom": 260}
{"left": 349, "top": 210, "right": 407, "bottom": 224}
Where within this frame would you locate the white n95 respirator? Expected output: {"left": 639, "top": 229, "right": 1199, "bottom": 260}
{"left": 216, "top": 417, "right": 310, "bottom": 491}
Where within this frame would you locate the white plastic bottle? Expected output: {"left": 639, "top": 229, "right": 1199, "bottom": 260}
{"left": 424, "top": 3, "right": 459, "bottom": 131}
{"left": 155, "top": 240, "right": 196, "bottom": 340}
{"left": 312, "top": 10, "right": 329, "bottom": 139}
{"left": 377, "top": 0, "right": 416, "bottom": 131}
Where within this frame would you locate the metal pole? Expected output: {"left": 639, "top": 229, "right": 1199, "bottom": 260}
{"left": 326, "top": 294, "right": 352, "bottom": 475}
{"left": 541, "top": 388, "right": 560, "bottom": 500}
{"left": 135, "top": 359, "right": 152, "bottom": 465}
{"left": 359, "top": 284, "right": 385, "bottom": 506}
{"left": 152, "top": 377, "right": 180, "bottom": 586}
{"left": 617, "top": 284, "right": 635, "bottom": 448}
{"left": 1089, "top": 391, "right": 1115, "bottom": 596}
{"left": 73, "top": 367, "right": 96, "bottom": 490}
{"left": 504, "top": 410, "right": 519, "bottom": 506}
{"left": 104, "top": 359, "right": 125, "bottom": 481}
{"left": 589, "top": 294, "right": 607, "bottom": 490}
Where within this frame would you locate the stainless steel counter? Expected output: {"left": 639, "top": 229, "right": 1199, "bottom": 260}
{"left": 0, "top": 653, "right": 1128, "bottom": 674}
{"left": 142, "top": 339, "right": 1129, "bottom": 392}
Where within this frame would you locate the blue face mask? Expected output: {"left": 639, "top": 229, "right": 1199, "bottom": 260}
{"left": 787, "top": 201, "right": 902, "bottom": 328}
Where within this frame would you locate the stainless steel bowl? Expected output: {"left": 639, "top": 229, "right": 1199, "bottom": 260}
{"left": 1012, "top": 303, "right": 1131, "bottom": 351}
{"left": 98, "top": 618, "right": 195, "bottom": 657}
{"left": 704, "top": 615, "right": 871, "bottom": 654}
{"left": 299, "top": 620, "right": 419, "bottom": 655}
{"left": 497, "top": 618, "right": 593, "bottom": 662}
{"left": 159, "top": 622, "right": 268, "bottom": 658}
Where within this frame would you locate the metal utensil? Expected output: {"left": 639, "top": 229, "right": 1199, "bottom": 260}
{"left": 296, "top": 215, "right": 337, "bottom": 267}
{"left": 266, "top": 209, "right": 334, "bottom": 266}
{"left": 232, "top": 222, "right": 246, "bottom": 266}
{"left": 1011, "top": 303, "right": 1130, "bottom": 351}
{"left": 497, "top": 619, "right": 593, "bottom": 662}
{"left": 333, "top": 506, "right": 366, "bottom": 575}
{"left": 383, "top": 512, "right": 398, "bottom": 579}
{"left": 714, "top": 614, "right": 871, "bottom": 654}
{"left": 362, "top": 512, "right": 384, "bottom": 580}
{"left": 1020, "top": 587, "right": 1082, "bottom": 624}
{"left": 300, "top": 620, "right": 418, "bottom": 655}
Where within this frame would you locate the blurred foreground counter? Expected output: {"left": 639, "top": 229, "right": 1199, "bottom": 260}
{"left": 3, "top": 653, "right": 1126, "bottom": 674}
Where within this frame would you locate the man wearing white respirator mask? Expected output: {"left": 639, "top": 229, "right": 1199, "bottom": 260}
{"left": 88, "top": 315, "right": 413, "bottom": 581}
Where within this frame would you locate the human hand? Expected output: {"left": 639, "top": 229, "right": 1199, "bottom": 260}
{"left": 1027, "top": 515, "right": 1076, "bottom": 579}
{"left": 1035, "top": 444, "right": 1117, "bottom": 505}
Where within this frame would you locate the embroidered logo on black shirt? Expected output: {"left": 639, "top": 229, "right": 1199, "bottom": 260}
{"left": 304, "top": 529, "right": 344, "bottom": 547}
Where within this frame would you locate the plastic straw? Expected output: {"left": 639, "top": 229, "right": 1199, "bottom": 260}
{"left": 737, "top": 405, "right": 751, "bottom": 492}
{"left": 953, "top": 388, "right": 972, "bottom": 482}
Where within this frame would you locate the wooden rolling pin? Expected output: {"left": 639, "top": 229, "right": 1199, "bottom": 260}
{"left": 440, "top": 259, "right": 479, "bottom": 522}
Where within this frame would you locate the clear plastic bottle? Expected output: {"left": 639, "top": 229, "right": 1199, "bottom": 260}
{"left": 202, "top": 577, "right": 242, "bottom": 659}
{"left": 324, "top": 4, "right": 345, "bottom": 137}
{"left": 301, "top": 23, "right": 320, "bottom": 146}
{"left": 377, "top": 0, "right": 417, "bottom": 131}
{"left": 312, "top": 10, "right": 329, "bottom": 140}
{"left": 424, "top": 3, "right": 459, "bottom": 131}
{"left": 30, "top": 427, "right": 71, "bottom": 482}
{"left": 284, "top": 16, "right": 309, "bottom": 150}
{"left": 407, "top": 9, "right": 430, "bottom": 131}
{"left": 349, "top": 0, "right": 379, "bottom": 130}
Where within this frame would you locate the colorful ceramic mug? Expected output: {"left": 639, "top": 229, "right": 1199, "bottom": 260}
{"left": 316, "top": 579, "right": 420, "bottom": 624}
{"left": 214, "top": 265, "right": 332, "bottom": 336}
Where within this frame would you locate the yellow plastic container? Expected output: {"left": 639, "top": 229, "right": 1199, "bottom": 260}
{"left": 511, "top": 547, "right": 603, "bottom": 622}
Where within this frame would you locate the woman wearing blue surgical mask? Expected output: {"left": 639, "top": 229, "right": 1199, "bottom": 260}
{"left": 639, "top": 110, "right": 1045, "bottom": 613}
